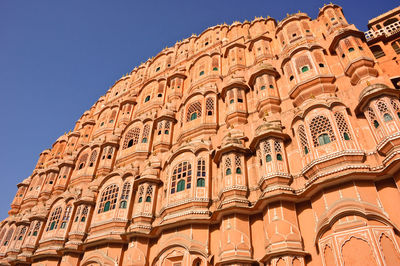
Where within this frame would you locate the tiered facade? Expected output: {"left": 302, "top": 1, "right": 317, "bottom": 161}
{"left": 2, "top": 4, "right": 400, "bottom": 266}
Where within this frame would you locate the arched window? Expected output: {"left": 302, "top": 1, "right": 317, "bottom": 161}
{"left": 138, "top": 185, "right": 144, "bottom": 203}
{"left": 119, "top": 182, "right": 131, "bottom": 209}
{"left": 197, "top": 178, "right": 205, "bottom": 187}
{"left": 144, "top": 95, "right": 150, "bottom": 102}
{"left": 225, "top": 157, "right": 232, "bottom": 176}
{"left": 377, "top": 100, "right": 393, "bottom": 122}
{"left": 60, "top": 205, "right": 72, "bottom": 229}
{"left": 138, "top": 197, "right": 142, "bottom": 203}
{"left": 367, "top": 107, "right": 380, "bottom": 128}
{"left": 277, "top": 154, "right": 283, "bottom": 161}
{"left": 32, "top": 222, "right": 41, "bottom": 236}
{"left": 384, "top": 113, "right": 393, "bottom": 121}
{"left": 81, "top": 206, "right": 88, "bottom": 222}
{"left": 17, "top": 227, "right": 26, "bottom": 241}
{"left": 235, "top": 155, "right": 242, "bottom": 174}
{"left": 171, "top": 162, "right": 192, "bottom": 194}
{"left": 260, "top": 85, "right": 266, "bottom": 90}
{"left": 187, "top": 101, "right": 202, "bottom": 121}
{"left": 309, "top": 115, "right": 336, "bottom": 147}
{"left": 46, "top": 207, "right": 62, "bottom": 231}
{"left": 298, "top": 125, "right": 310, "bottom": 155}
{"left": 98, "top": 184, "right": 119, "bottom": 213}
{"left": 119, "top": 201, "right": 127, "bottom": 209}
{"left": 89, "top": 150, "right": 97, "bottom": 167}
{"left": 196, "top": 159, "right": 206, "bottom": 187}
{"left": 77, "top": 153, "right": 88, "bottom": 170}
{"left": 266, "top": 154, "right": 272, "bottom": 162}
{"left": 74, "top": 206, "right": 81, "bottom": 222}
{"left": 199, "top": 70, "right": 205, "bottom": 76}
{"left": 145, "top": 185, "right": 153, "bottom": 202}
{"left": 206, "top": 98, "right": 214, "bottom": 116}
{"left": 123, "top": 127, "right": 141, "bottom": 149}
{"left": 3, "top": 229, "right": 14, "bottom": 246}
{"left": 334, "top": 112, "right": 352, "bottom": 140}
{"left": 318, "top": 133, "right": 331, "bottom": 145}
{"left": 348, "top": 47, "right": 355, "bottom": 52}
{"left": 142, "top": 124, "right": 150, "bottom": 143}
{"left": 177, "top": 180, "right": 185, "bottom": 192}
{"left": 106, "top": 147, "right": 113, "bottom": 160}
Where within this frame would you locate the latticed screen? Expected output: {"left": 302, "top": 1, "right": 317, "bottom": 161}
{"left": 298, "top": 125, "right": 310, "bottom": 154}
{"left": 98, "top": 184, "right": 119, "bottom": 213}
{"left": 309, "top": 115, "right": 336, "bottom": 147}
{"left": 62, "top": 206, "right": 72, "bottom": 221}
{"left": 123, "top": 127, "right": 141, "bottom": 149}
{"left": 89, "top": 150, "right": 97, "bottom": 166}
{"left": 206, "top": 98, "right": 214, "bottom": 115}
{"left": 186, "top": 101, "right": 202, "bottom": 121}
{"left": 334, "top": 112, "right": 351, "bottom": 140}
{"left": 377, "top": 100, "right": 389, "bottom": 114}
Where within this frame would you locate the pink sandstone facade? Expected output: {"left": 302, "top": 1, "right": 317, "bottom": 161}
{"left": 2, "top": 4, "right": 400, "bottom": 266}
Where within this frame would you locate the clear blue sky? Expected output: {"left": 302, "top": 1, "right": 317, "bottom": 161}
{"left": 0, "top": 0, "right": 398, "bottom": 220}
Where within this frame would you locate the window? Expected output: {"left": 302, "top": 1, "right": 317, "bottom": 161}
{"left": 213, "top": 67, "right": 218, "bottom": 71}
{"left": 146, "top": 196, "right": 151, "bottom": 202}
{"left": 266, "top": 154, "right": 272, "bottom": 162}
{"left": 142, "top": 124, "right": 150, "bottom": 143}
{"left": 77, "top": 153, "right": 88, "bottom": 170}
{"left": 156, "top": 67, "right": 160, "bottom": 72}
{"left": 144, "top": 95, "right": 150, "bottom": 102}
{"left": 260, "top": 85, "right": 266, "bottom": 90}
{"left": 177, "top": 180, "right": 185, "bottom": 192}
{"left": 319, "top": 63, "right": 325, "bottom": 67}
{"left": 199, "top": 71, "right": 205, "bottom": 76}
{"left": 370, "top": 45, "right": 385, "bottom": 59}
{"left": 374, "top": 120, "right": 380, "bottom": 128}
{"left": 138, "top": 197, "right": 142, "bottom": 203}
{"left": 47, "top": 207, "right": 62, "bottom": 231}
{"left": 3, "top": 229, "right": 14, "bottom": 246}
{"left": 277, "top": 154, "right": 283, "bottom": 161}
{"left": 348, "top": 47, "right": 355, "bottom": 52}
{"left": 235, "top": 155, "right": 242, "bottom": 175}
{"left": 334, "top": 112, "right": 352, "bottom": 141}
{"left": 123, "top": 127, "right": 141, "bottom": 149}
{"left": 384, "top": 113, "right": 393, "bottom": 121}
{"left": 89, "top": 150, "right": 97, "bottom": 167}
{"left": 186, "top": 101, "right": 202, "bottom": 122}
{"left": 206, "top": 98, "right": 214, "bottom": 116}
{"left": 229, "top": 99, "right": 234, "bottom": 104}
{"left": 225, "top": 157, "right": 232, "bottom": 176}
{"left": 310, "top": 115, "right": 336, "bottom": 147}
{"left": 391, "top": 41, "right": 400, "bottom": 54}
{"left": 119, "top": 201, "right": 127, "bottom": 209}
{"left": 145, "top": 185, "right": 153, "bottom": 202}
{"left": 98, "top": 184, "right": 119, "bottom": 213}
{"left": 171, "top": 162, "right": 192, "bottom": 194}
{"left": 79, "top": 206, "right": 88, "bottom": 222}
{"left": 197, "top": 178, "right": 205, "bottom": 187}
{"left": 119, "top": 182, "right": 131, "bottom": 208}
{"left": 301, "top": 66, "right": 309, "bottom": 73}
{"left": 269, "top": 85, "right": 274, "bottom": 89}
{"left": 318, "top": 133, "right": 331, "bottom": 145}
{"left": 289, "top": 75, "right": 294, "bottom": 81}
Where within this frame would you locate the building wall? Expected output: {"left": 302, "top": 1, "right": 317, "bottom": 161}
{"left": 2, "top": 3, "right": 400, "bottom": 266}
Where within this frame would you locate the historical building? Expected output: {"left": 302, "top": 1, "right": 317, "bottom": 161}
{"left": 1, "top": 3, "right": 400, "bottom": 266}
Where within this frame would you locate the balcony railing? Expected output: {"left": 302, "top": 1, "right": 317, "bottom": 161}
{"left": 365, "top": 21, "right": 400, "bottom": 41}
